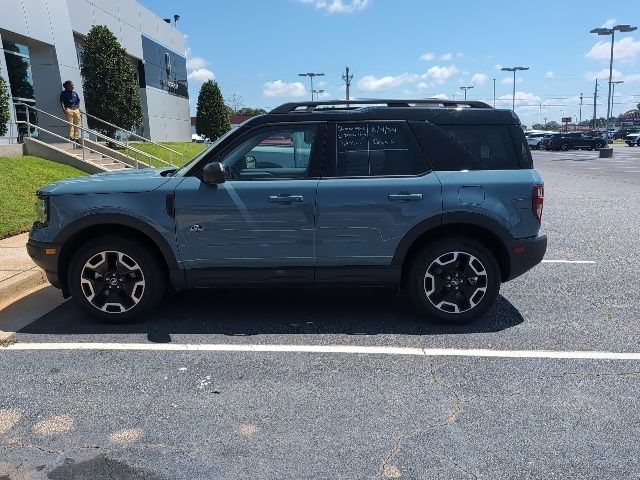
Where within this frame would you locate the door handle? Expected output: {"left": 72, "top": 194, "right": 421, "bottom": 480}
{"left": 269, "top": 194, "right": 304, "bottom": 203}
{"left": 388, "top": 193, "right": 423, "bottom": 202}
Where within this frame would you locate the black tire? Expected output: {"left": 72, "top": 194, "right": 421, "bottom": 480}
{"left": 561, "top": 143, "right": 569, "bottom": 151}
{"left": 68, "top": 236, "right": 165, "bottom": 323}
{"left": 406, "top": 237, "right": 501, "bottom": 325}
{"left": 597, "top": 142, "right": 605, "bottom": 149}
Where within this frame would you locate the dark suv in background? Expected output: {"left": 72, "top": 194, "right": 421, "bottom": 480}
{"left": 542, "top": 132, "right": 606, "bottom": 151}
{"left": 28, "top": 99, "right": 546, "bottom": 325}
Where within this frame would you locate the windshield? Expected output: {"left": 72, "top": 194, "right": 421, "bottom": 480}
{"left": 172, "top": 128, "right": 238, "bottom": 176}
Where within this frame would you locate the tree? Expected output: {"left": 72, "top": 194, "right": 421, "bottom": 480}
{"left": 196, "top": 80, "right": 230, "bottom": 141}
{"left": 80, "top": 25, "right": 142, "bottom": 139}
{"left": 544, "top": 121, "right": 560, "bottom": 131}
{"left": 531, "top": 123, "right": 544, "bottom": 130}
{"left": 0, "top": 75, "right": 10, "bottom": 137}
{"left": 238, "top": 107, "right": 267, "bottom": 116}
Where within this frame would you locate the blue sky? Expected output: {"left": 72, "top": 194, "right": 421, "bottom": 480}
{"left": 144, "top": 0, "right": 640, "bottom": 127}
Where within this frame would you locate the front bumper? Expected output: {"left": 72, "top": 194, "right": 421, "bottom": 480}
{"left": 26, "top": 238, "right": 63, "bottom": 289}
{"left": 504, "top": 234, "right": 548, "bottom": 281}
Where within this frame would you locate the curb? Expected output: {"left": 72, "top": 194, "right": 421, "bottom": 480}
{"left": 0, "top": 268, "right": 48, "bottom": 307}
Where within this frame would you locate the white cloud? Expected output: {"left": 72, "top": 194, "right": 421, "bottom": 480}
{"left": 298, "top": 0, "right": 371, "bottom": 14}
{"left": 602, "top": 18, "right": 617, "bottom": 28}
{"left": 440, "top": 53, "right": 453, "bottom": 61}
{"left": 432, "top": 93, "right": 449, "bottom": 100}
{"left": 263, "top": 80, "right": 307, "bottom": 97}
{"left": 417, "top": 82, "right": 430, "bottom": 90}
{"left": 420, "top": 65, "right": 458, "bottom": 84}
{"left": 586, "top": 36, "right": 640, "bottom": 62}
{"left": 494, "top": 64, "right": 503, "bottom": 70}
{"left": 186, "top": 56, "right": 208, "bottom": 71}
{"left": 456, "top": 52, "right": 464, "bottom": 58}
{"left": 187, "top": 68, "right": 215, "bottom": 82}
{"left": 316, "top": 90, "right": 331, "bottom": 99}
{"left": 501, "top": 76, "right": 523, "bottom": 85}
{"left": 471, "top": 73, "right": 488, "bottom": 86}
{"left": 317, "top": 80, "right": 328, "bottom": 88}
{"left": 584, "top": 68, "right": 624, "bottom": 81}
{"left": 420, "top": 52, "right": 435, "bottom": 61}
{"left": 497, "top": 91, "right": 541, "bottom": 107}
{"left": 357, "top": 72, "right": 419, "bottom": 91}
{"left": 544, "top": 71, "right": 554, "bottom": 79}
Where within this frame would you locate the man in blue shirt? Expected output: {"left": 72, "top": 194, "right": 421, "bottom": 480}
{"left": 59, "top": 80, "right": 81, "bottom": 143}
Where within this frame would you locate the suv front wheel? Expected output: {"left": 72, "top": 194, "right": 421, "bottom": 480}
{"left": 406, "top": 237, "right": 500, "bottom": 324}
{"left": 68, "top": 236, "right": 165, "bottom": 323}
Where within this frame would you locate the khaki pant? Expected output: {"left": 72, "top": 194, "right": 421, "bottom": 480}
{"left": 65, "top": 107, "right": 81, "bottom": 140}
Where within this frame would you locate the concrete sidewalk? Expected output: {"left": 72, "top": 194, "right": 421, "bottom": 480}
{"left": 0, "top": 232, "right": 47, "bottom": 307}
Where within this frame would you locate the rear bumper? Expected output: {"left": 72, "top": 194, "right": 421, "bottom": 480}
{"left": 26, "top": 239, "right": 63, "bottom": 289}
{"left": 504, "top": 234, "right": 547, "bottom": 281}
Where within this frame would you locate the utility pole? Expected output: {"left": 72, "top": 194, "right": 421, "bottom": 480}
{"left": 593, "top": 80, "right": 598, "bottom": 129}
{"left": 579, "top": 93, "right": 583, "bottom": 125}
{"left": 341, "top": 67, "right": 354, "bottom": 101}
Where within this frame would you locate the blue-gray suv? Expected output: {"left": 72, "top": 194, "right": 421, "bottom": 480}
{"left": 27, "top": 99, "right": 547, "bottom": 324}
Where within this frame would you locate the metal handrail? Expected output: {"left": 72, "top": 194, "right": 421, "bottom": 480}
{"left": 13, "top": 103, "right": 176, "bottom": 168}
{"left": 15, "top": 120, "right": 134, "bottom": 171}
{"left": 81, "top": 110, "right": 184, "bottom": 165}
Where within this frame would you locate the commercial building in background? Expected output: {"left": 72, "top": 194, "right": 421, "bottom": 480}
{"left": 0, "top": 0, "right": 190, "bottom": 143}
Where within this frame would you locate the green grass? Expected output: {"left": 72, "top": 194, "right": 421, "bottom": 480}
{"left": 0, "top": 156, "right": 86, "bottom": 239}
{"left": 116, "top": 141, "right": 206, "bottom": 167}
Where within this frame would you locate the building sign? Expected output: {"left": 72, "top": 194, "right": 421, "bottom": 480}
{"left": 140, "top": 35, "right": 188, "bottom": 98}
{"left": 619, "top": 110, "right": 640, "bottom": 126}
{"left": 561, "top": 117, "right": 572, "bottom": 123}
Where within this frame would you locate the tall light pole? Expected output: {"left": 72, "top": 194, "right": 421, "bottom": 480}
{"left": 493, "top": 78, "right": 496, "bottom": 107}
{"left": 590, "top": 24, "right": 637, "bottom": 140}
{"left": 312, "top": 89, "right": 325, "bottom": 101}
{"left": 460, "top": 85, "right": 473, "bottom": 100}
{"left": 299, "top": 72, "right": 325, "bottom": 102}
{"left": 501, "top": 66, "right": 529, "bottom": 112}
{"left": 610, "top": 80, "right": 624, "bottom": 118}
{"left": 579, "top": 92, "right": 583, "bottom": 125}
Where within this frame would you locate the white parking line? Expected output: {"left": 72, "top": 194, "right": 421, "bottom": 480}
{"left": 1, "top": 342, "right": 640, "bottom": 360}
{"left": 541, "top": 260, "right": 596, "bottom": 264}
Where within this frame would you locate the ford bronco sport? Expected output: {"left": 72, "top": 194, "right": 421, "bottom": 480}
{"left": 28, "top": 99, "right": 547, "bottom": 324}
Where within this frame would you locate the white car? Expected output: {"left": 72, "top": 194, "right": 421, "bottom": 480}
{"left": 625, "top": 133, "right": 640, "bottom": 147}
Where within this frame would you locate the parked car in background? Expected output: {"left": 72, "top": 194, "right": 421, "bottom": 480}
{"left": 543, "top": 132, "right": 606, "bottom": 151}
{"left": 525, "top": 131, "right": 553, "bottom": 150}
{"left": 614, "top": 128, "right": 639, "bottom": 140}
{"left": 539, "top": 133, "right": 561, "bottom": 150}
{"left": 625, "top": 133, "right": 640, "bottom": 146}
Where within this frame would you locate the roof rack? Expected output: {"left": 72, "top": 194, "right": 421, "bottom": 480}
{"left": 270, "top": 99, "right": 492, "bottom": 114}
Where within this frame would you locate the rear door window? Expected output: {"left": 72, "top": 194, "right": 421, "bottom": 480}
{"left": 328, "top": 122, "right": 428, "bottom": 177}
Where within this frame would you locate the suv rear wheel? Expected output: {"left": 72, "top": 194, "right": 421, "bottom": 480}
{"left": 68, "top": 236, "right": 165, "bottom": 323}
{"left": 406, "top": 237, "right": 500, "bottom": 324}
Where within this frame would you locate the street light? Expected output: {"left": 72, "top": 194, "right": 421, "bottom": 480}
{"left": 298, "top": 72, "right": 325, "bottom": 101}
{"left": 501, "top": 66, "right": 529, "bottom": 111}
{"left": 590, "top": 24, "right": 637, "bottom": 141}
{"left": 312, "top": 89, "right": 325, "bottom": 101}
{"left": 610, "top": 80, "right": 624, "bottom": 118}
{"left": 459, "top": 85, "right": 473, "bottom": 100}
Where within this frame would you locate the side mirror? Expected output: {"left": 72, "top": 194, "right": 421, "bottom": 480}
{"left": 202, "top": 162, "right": 225, "bottom": 184}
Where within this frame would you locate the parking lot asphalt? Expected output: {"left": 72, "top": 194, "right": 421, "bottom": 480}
{"left": 1, "top": 148, "right": 640, "bottom": 479}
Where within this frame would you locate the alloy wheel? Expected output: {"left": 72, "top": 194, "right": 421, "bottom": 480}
{"left": 80, "top": 251, "right": 145, "bottom": 313}
{"left": 423, "top": 251, "right": 488, "bottom": 314}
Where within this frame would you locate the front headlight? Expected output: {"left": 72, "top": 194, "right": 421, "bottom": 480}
{"left": 34, "top": 195, "right": 49, "bottom": 226}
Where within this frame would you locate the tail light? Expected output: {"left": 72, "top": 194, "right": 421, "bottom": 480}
{"left": 532, "top": 184, "right": 544, "bottom": 222}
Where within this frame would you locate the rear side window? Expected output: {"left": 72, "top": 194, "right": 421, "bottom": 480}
{"left": 331, "top": 122, "right": 428, "bottom": 177}
{"left": 439, "top": 125, "right": 520, "bottom": 170}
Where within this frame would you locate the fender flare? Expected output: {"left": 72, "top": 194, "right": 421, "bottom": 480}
{"left": 391, "top": 211, "right": 511, "bottom": 267}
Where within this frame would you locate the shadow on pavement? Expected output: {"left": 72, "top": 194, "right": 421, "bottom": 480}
{"left": 20, "top": 287, "right": 525, "bottom": 339}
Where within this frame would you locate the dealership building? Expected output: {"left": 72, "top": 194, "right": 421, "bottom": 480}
{"left": 1, "top": 0, "right": 190, "bottom": 143}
